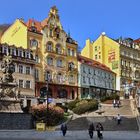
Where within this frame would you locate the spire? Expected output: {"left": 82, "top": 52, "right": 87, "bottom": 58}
{"left": 68, "top": 30, "right": 71, "bottom": 37}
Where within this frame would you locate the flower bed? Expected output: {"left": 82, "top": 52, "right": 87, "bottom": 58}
{"left": 31, "top": 104, "right": 64, "bottom": 126}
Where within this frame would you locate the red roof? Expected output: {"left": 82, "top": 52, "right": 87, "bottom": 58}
{"left": 78, "top": 55, "right": 116, "bottom": 74}
{"left": 26, "top": 19, "right": 42, "bottom": 33}
{"left": 134, "top": 38, "right": 140, "bottom": 43}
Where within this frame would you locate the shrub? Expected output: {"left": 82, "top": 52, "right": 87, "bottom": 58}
{"left": 72, "top": 100, "right": 98, "bottom": 115}
{"left": 31, "top": 104, "right": 64, "bottom": 126}
{"left": 67, "top": 99, "right": 80, "bottom": 110}
{"left": 76, "top": 99, "right": 88, "bottom": 107}
{"left": 100, "top": 94, "right": 119, "bottom": 102}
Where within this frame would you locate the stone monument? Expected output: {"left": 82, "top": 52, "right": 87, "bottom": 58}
{"left": 0, "top": 54, "right": 22, "bottom": 112}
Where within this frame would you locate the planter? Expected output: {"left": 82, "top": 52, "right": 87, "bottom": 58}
{"left": 36, "top": 123, "right": 46, "bottom": 131}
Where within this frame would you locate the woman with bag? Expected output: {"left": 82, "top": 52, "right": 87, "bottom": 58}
{"left": 96, "top": 122, "right": 104, "bottom": 139}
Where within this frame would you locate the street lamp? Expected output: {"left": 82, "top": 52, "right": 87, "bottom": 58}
{"left": 45, "top": 73, "right": 51, "bottom": 126}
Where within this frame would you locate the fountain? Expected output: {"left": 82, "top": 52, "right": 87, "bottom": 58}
{"left": 0, "top": 54, "right": 22, "bottom": 112}
{"left": 0, "top": 54, "right": 33, "bottom": 129}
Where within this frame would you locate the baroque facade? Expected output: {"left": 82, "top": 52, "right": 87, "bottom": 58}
{"left": 0, "top": 6, "right": 78, "bottom": 103}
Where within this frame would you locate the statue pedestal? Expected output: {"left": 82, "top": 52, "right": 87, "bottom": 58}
{"left": 0, "top": 99, "right": 23, "bottom": 113}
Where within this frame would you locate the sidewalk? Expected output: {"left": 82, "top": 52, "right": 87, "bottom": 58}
{"left": 0, "top": 130, "right": 140, "bottom": 140}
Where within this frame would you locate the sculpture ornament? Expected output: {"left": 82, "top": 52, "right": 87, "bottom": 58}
{"left": 1, "top": 53, "right": 14, "bottom": 83}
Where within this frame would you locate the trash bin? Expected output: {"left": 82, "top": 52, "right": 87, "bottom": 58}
{"left": 36, "top": 123, "right": 46, "bottom": 131}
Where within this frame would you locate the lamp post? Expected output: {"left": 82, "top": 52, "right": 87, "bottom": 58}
{"left": 45, "top": 73, "right": 51, "bottom": 126}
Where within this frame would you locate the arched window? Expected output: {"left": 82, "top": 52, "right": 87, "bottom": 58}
{"left": 57, "top": 89, "right": 67, "bottom": 98}
{"left": 56, "top": 44, "right": 62, "bottom": 54}
{"left": 46, "top": 42, "right": 53, "bottom": 52}
{"left": 47, "top": 57, "right": 53, "bottom": 65}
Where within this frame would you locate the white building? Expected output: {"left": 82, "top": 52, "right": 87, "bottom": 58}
{"left": 78, "top": 55, "right": 116, "bottom": 99}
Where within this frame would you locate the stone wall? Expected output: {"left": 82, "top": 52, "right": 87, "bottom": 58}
{"left": 0, "top": 113, "right": 33, "bottom": 129}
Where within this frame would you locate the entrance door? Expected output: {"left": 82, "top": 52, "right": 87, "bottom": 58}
{"left": 58, "top": 89, "right": 67, "bottom": 98}
{"left": 72, "top": 90, "right": 75, "bottom": 99}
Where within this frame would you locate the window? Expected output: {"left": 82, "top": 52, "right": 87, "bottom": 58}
{"left": 35, "top": 55, "right": 40, "bottom": 63}
{"left": 69, "top": 75, "right": 74, "bottom": 83}
{"left": 99, "top": 55, "right": 101, "bottom": 59}
{"left": 25, "top": 80, "right": 31, "bottom": 89}
{"left": 30, "top": 39, "right": 38, "bottom": 47}
{"left": 50, "top": 29, "right": 53, "bottom": 37}
{"left": 35, "top": 69, "right": 39, "bottom": 80}
{"left": 83, "top": 76, "right": 86, "bottom": 83}
{"left": 45, "top": 71, "right": 51, "bottom": 81}
{"left": 88, "top": 78, "right": 91, "bottom": 84}
{"left": 12, "top": 64, "right": 16, "bottom": 72}
{"left": 57, "top": 59, "right": 62, "bottom": 67}
{"left": 83, "top": 66, "right": 86, "bottom": 73}
{"left": 18, "top": 50, "right": 23, "bottom": 57}
{"left": 11, "top": 48, "right": 15, "bottom": 55}
{"left": 95, "top": 55, "right": 98, "bottom": 60}
{"left": 26, "top": 67, "right": 30, "bottom": 74}
{"left": 26, "top": 52, "right": 30, "bottom": 58}
{"left": 47, "top": 57, "right": 53, "bottom": 65}
{"left": 3, "top": 47, "right": 7, "bottom": 54}
{"left": 88, "top": 68, "right": 91, "bottom": 74}
{"left": 95, "top": 46, "right": 97, "bottom": 51}
{"left": 31, "top": 26, "right": 37, "bottom": 32}
{"left": 56, "top": 44, "right": 61, "bottom": 54}
{"left": 19, "top": 65, "right": 23, "bottom": 73}
{"left": 47, "top": 42, "right": 53, "bottom": 52}
{"left": 57, "top": 73, "right": 62, "bottom": 83}
{"left": 72, "top": 50, "right": 74, "bottom": 56}
{"left": 68, "top": 48, "right": 70, "bottom": 56}
{"left": 19, "top": 80, "right": 23, "bottom": 88}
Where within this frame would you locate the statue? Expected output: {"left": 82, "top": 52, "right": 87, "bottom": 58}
{"left": 1, "top": 54, "right": 15, "bottom": 83}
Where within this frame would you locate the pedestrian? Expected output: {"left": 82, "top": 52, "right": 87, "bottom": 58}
{"left": 96, "top": 122, "right": 104, "bottom": 139}
{"left": 116, "top": 114, "right": 121, "bottom": 125}
{"left": 88, "top": 123, "right": 95, "bottom": 139}
{"left": 113, "top": 99, "right": 116, "bottom": 108}
{"left": 117, "top": 100, "right": 121, "bottom": 108}
{"left": 61, "top": 123, "right": 67, "bottom": 136}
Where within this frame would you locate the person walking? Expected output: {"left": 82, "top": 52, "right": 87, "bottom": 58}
{"left": 116, "top": 114, "right": 121, "bottom": 125}
{"left": 96, "top": 122, "right": 104, "bottom": 139}
{"left": 113, "top": 99, "right": 116, "bottom": 108}
{"left": 88, "top": 123, "right": 95, "bottom": 139}
{"left": 61, "top": 123, "right": 67, "bottom": 136}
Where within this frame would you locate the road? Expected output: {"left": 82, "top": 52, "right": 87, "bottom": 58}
{"left": 0, "top": 130, "right": 140, "bottom": 140}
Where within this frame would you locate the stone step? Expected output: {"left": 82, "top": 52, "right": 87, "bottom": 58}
{"left": 65, "top": 116, "right": 138, "bottom": 131}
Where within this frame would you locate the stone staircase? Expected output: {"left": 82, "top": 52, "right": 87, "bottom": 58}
{"left": 63, "top": 99, "right": 139, "bottom": 131}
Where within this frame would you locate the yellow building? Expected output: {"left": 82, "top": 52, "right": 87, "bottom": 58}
{"left": 0, "top": 6, "right": 78, "bottom": 102}
{"left": 82, "top": 32, "right": 120, "bottom": 90}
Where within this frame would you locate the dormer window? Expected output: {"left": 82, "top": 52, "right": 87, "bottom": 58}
{"left": 31, "top": 26, "right": 37, "bottom": 32}
{"left": 30, "top": 39, "right": 38, "bottom": 48}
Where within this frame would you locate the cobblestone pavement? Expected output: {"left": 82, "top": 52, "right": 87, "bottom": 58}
{"left": 0, "top": 130, "right": 140, "bottom": 140}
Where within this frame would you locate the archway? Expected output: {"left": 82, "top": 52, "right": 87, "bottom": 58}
{"left": 40, "top": 87, "right": 52, "bottom": 98}
{"left": 58, "top": 88, "right": 67, "bottom": 98}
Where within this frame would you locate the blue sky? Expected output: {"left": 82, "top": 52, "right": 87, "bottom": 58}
{"left": 0, "top": 0, "right": 140, "bottom": 50}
